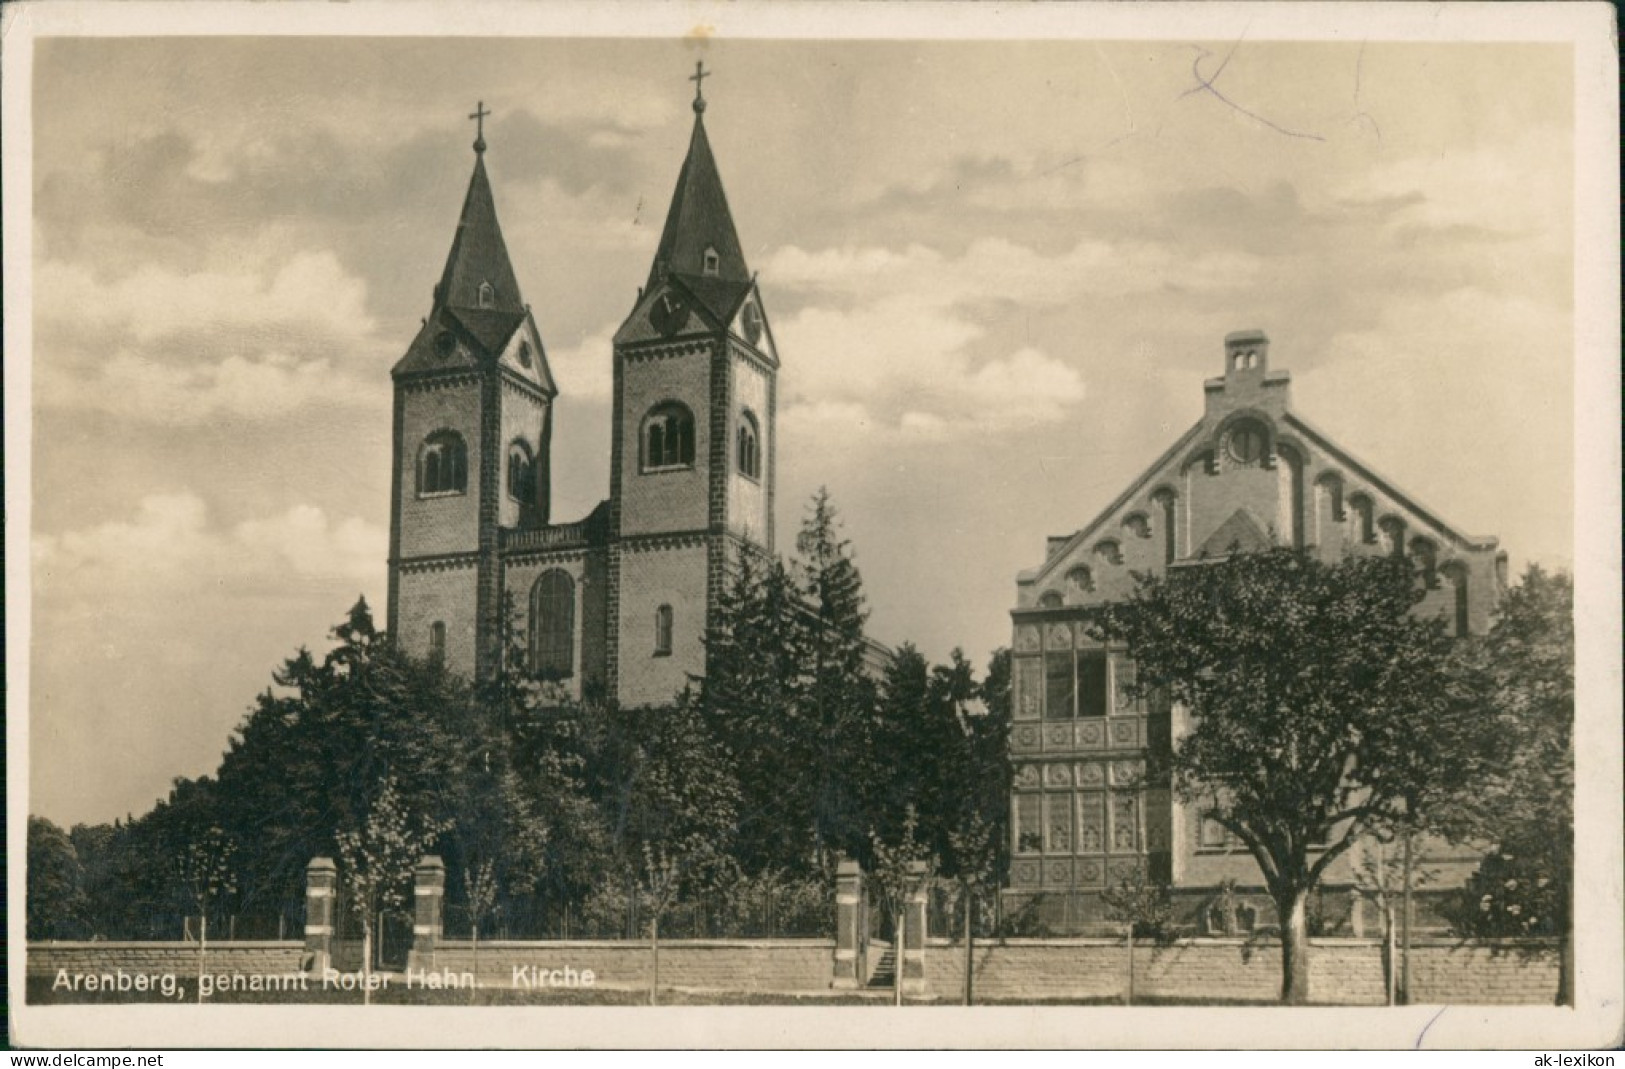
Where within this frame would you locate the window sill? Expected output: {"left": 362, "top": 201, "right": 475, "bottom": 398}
{"left": 417, "top": 489, "right": 468, "bottom": 500}
{"left": 652, "top": 650, "right": 671, "bottom": 658}
{"left": 640, "top": 463, "right": 696, "bottom": 476}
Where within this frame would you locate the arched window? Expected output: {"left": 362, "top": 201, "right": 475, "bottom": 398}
{"left": 1378, "top": 516, "right": 1407, "bottom": 557}
{"left": 1094, "top": 539, "right": 1123, "bottom": 566}
{"left": 478, "top": 281, "right": 495, "bottom": 309}
{"left": 1410, "top": 537, "right": 1439, "bottom": 588}
{"left": 1278, "top": 444, "right": 1306, "bottom": 549}
{"left": 1315, "top": 472, "right": 1347, "bottom": 522}
{"left": 1441, "top": 561, "right": 1471, "bottom": 637}
{"left": 1151, "top": 488, "right": 1178, "bottom": 565}
{"left": 643, "top": 402, "right": 696, "bottom": 470}
{"left": 530, "top": 570, "right": 575, "bottom": 680}
{"left": 1348, "top": 493, "right": 1376, "bottom": 544}
{"left": 508, "top": 441, "right": 534, "bottom": 503}
{"left": 654, "top": 604, "right": 673, "bottom": 656}
{"left": 418, "top": 431, "right": 468, "bottom": 495}
{"left": 1065, "top": 566, "right": 1094, "bottom": 595}
{"left": 428, "top": 621, "right": 446, "bottom": 663}
{"left": 736, "top": 411, "right": 761, "bottom": 479}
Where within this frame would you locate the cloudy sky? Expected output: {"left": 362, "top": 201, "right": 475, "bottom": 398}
{"left": 20, "top": 24, "right": 1581, "bottom": 827}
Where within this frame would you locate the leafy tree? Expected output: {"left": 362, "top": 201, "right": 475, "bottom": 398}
{"left": 1436, "top": 565, "right": 1574, "bottom": 1003}
{"left": 177, "top": 826, "right": 238, "bottom": 1002}
{"left": 873, "top": 646, "right": 1008, "bottom": 882}
{"left": 589, "top": 695, "right": 740, "bottom": 910}
{"left": 1351, "top": 828, "right": 1440, "bottom": 1004}
{"left": 1101, "top": 864, "right": 1174, "bottom": 1006}
{"left": 27, "top": 816, "right": 86, "bottom": 940}
{"left": 1093, "top": 548, "right": 1482, "bottom": 1004}
{"left": 334, "top": 775, "right": 446, "bottom": 998}
{"left": 868, "top": 805, "right": 934, "bottom": 1006}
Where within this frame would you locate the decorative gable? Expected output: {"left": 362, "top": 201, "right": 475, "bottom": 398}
{"left": 1196, "top": 508, "right": 1273, "bottom": 558}
{"left": 499, "top": 315, "right": 556, "bottom": 396}
{"left": 614, "top": 278, "right": 723, "bottom": 347}
{"left": 729, "top": 289, "right": 777, "bottom": 364}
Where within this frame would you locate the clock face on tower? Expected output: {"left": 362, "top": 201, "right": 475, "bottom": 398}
{"left": 649, "top": 292, "right": 688, "bottom": 336}
{"left": 741, "top": 301, "right": 763, "bottom": 345}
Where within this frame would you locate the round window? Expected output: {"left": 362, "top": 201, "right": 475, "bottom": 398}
{"left": 1227, "top": 423, "right": 1266, "bottom": 465}
{"left": 434, "top": 330, "right": 457, "bottom": 359}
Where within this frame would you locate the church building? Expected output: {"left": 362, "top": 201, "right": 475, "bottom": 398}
{"left": 1007, "top": 330, "right": 1508, "bottom": 932}
{"left": 386, "top": 72, "right": 780, "bottom": 708}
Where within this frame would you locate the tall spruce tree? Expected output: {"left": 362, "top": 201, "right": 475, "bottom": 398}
{"left": 794, "top": 488, "right": 882, "bottom": 873}
{"left": 699, "top": 548, "right": 814, "bottom": 875}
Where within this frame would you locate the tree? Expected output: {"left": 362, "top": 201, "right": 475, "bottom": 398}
{"left": 699, "top": 548, "right": 815, "bottom": 875}
{"left": 1435, "top": 565, "right": 1574, "bottom": 1003}
{"left": 794, "top": 488, "right": 882, "bottom": 872}
{"left": 27, "top": 816, "right": 86, "bottom": 940}
{"left": 868, "top": 806, "right": 934, "bottom": 1006}
{"left": 177, "top": 826, "right": 238, "bottom": 1002}
{"left": 1093, "top": 548, "right": 1481, "bottom": 1004}
{"left": 334, "top": 776, "right": 446, "bottom": 1002}
{"left": 1352, "top": 829, "right": 1440, "bottom": 1005}
{"left": 1100, "top": 866, "right": 1174, "bottom": 1005}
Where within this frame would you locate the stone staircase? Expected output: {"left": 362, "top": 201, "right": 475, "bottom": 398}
{"left": 866, "top": 944, "right": 896, "bottom": 989}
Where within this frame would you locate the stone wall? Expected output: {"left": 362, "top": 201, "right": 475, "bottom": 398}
{"left": 431, "top": 939, "right": 836, "bottom": 994}
{"left": 27, "top": 936, "right": 1557, "bottom": 1004}
{"left": 923, "top": 937, "right": 1559, "bottom": 1005}
{"left": 28, "top": 942, "right": 306, "bottom": 977}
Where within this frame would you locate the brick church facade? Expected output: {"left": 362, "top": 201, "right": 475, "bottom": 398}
{"left": 387, "top": 79, "right": 778, "bottom": 708}
{"left": 1006, "top": 330, "right": 1508, "bottom": 933}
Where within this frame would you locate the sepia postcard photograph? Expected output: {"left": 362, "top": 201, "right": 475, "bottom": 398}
{"left": 5, "top": 0, "right": 1620, "bottom": 1052}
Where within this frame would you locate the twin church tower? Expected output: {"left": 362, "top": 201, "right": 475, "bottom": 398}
{"left": 386, "top": 72, "right": 780, "bottom": 706}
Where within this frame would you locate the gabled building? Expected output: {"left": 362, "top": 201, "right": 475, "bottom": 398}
{"left": 1006, "top": 330, "right": 1507, "bottom": 932}
{"left": 387, "top": 76, "right": 781, "bottom": 708}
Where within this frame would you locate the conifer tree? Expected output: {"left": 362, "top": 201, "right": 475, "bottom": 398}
{"left": 794, "top": 488, "right": 881, "bottom": 872}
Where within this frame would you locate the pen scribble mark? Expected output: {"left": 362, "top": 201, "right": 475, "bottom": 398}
{"left": 1345, "top": 40, "right": 1383, "bottom": 142}
{"left": 1414, "top": 1005, "right": 1449, "bottom": 1049}
{"left": 1181, "top": 41, "right": 1326, "bottom": 143}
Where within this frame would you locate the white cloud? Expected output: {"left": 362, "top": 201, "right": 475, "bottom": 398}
{"left": 768, "top": 237, "right": 1261, "bottom": 307}
{"left": 37, "top": 250, "right": 376, "bottom": 346}
{"left": 542, "top": 322, "right": 617, "bottom": 402}
{"left": 765, "top": 238, "right": 1139, "bottom": 441}
{"left": 1296, "top": 285, "right": 1571, "bottom": 572}
{"left": 35, "top": 493, "right": 387, "bottom": 600}
{"left": 34, "top": 249, "right": 390, "bottom": 424}
{"left": 36, "top": 349, "right": 383, "bottom": 425}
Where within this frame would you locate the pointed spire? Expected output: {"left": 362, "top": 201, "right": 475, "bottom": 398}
{"left": 435, "top": 121, "right": 524, "bottom": 317}
{"left": 644, "top": 66, "right": 750, "bottom": 302}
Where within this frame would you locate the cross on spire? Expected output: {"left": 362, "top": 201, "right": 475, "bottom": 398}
{"left": 689, "top": 61, "right": 710, "bottom": 114}
{"left": 469, "top": 101, "right": 490, "bottom": 153}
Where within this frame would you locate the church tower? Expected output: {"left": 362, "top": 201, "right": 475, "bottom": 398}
{"left": 607, "top": 65, "right": 780, "bottom": 706}
{"left": 387, "top": 109, "right": 557, "bottom": 681}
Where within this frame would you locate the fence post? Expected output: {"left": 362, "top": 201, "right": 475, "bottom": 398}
{"left": 409, "top": 855, "right": 445, "bottom": 972}
{"left": 833, "top": 857, "right": 865, "bottom": 989}
{"left": 902, "top": 860, "right": 930, "bottom": 996}
{"left": 304, "top": 857, "right": 336, "bottom": 973}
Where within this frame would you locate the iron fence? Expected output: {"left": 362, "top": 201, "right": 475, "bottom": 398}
{"left": 441, "top": 886, "right": 835, "bottom": 941}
